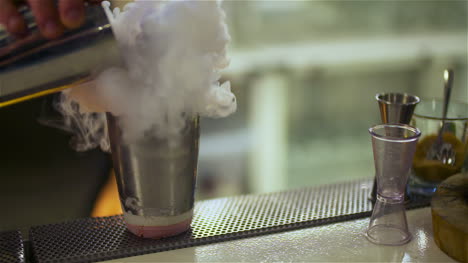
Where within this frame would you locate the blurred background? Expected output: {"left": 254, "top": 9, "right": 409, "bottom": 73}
{"left": 197, "top": 0, "right": 468, "bottom": 199}
{"left": 0, "top": 0, "right": 467, "bottom": 232}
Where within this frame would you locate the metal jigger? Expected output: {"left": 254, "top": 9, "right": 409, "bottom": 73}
{"left": 369, "top": 93, "right": 420, "bottom": 203}
{"left": 367, "top": 124, "right": 421, "bottom": 245}
{"left": 377, "top": 93, "right": 420, "bottom": 125}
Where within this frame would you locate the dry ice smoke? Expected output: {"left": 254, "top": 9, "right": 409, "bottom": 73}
{"left": 56, "top": 0, "right": 236, "bottom": 150}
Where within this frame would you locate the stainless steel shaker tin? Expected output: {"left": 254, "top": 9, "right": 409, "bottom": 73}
{"left": 107, "top": 114, "right": 200, "bottom": 218}
{"left": 0, "top": 4, "right": 122, "bottom": 107}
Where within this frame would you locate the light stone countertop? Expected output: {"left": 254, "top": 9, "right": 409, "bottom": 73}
{"left": 105, "top": 207, "right": 454, "bottom": 262}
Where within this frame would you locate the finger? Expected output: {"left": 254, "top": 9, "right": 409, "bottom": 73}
{"left": 87, "top": 0, "right": 102, "bottom": 5}
{"left": 0, "top": 0, "right": 27, "bottom": 36}
{"left": 27, "top": 0, "right": 64, "bottom": 39}
{"left": 58, "top": 0, "right": 85, "bottom": 29}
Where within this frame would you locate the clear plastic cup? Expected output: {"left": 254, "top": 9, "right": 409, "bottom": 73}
{"left": 409, "top": 98, "right": 468, "bottom": 196}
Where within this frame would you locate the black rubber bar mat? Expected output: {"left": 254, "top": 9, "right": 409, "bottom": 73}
{"left": 29, "top": 178, "right": 431, "bottom": 263}
{"left": 0, "top": 230, "right": 25, "bottom": 263}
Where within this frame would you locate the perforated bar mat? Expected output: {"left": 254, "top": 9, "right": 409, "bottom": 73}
{"left": 0, "top": 231, "right": 25, "bottom": 263}
{"left": 30, "top": 179, "right": 431, "bottom": 263}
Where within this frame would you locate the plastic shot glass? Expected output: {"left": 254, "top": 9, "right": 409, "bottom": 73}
{"left": 366, "top": 124, "right": 421, "bottom": 245}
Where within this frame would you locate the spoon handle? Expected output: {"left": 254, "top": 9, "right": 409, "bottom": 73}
{"left": 436, "top": 69, "right": 454, "bottom": 147}
{"left": 442, "top": 69, "right": 454, "bottom": 121}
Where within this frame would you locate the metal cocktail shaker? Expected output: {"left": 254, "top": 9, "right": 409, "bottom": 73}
{"left": 107, "top": 114, "right": 200, "bottom": 238}
{"left": 0, "top": 4, "right": 122, "bottom": 108}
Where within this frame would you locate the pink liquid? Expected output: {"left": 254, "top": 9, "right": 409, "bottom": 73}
{"left": 126, "top": 218, "right": 192, "bottom": 239}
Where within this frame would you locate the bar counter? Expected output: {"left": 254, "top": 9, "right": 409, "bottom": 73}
{"left": 105, "top": 207, "right": 454, "bottom": 262}
{"left": 1, "top": 179, "right": 457, "bottom": 262}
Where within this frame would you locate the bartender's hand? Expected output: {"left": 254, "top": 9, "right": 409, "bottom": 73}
{"left": 0, "top": 0, "right": 91, "bottom": 39}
